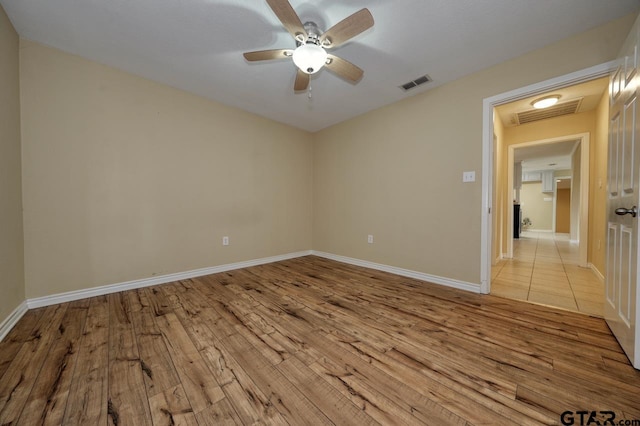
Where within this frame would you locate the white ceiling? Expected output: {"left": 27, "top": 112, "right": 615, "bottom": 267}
{"left": 2, "top": 0, "right": 639, "bottom": 132}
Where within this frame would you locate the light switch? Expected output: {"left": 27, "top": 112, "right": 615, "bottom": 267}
{"left": 463, "top": 171, "right": 476, "bottom": 182}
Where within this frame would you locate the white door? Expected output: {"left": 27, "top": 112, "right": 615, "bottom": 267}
{"left": 606, "top": 16, "right": 640, "bottom": 369}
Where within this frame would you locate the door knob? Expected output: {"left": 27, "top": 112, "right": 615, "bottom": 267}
{"left": 615, "top": 206, "right": 638, "bottom": 217}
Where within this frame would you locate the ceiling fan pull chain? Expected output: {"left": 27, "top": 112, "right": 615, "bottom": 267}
{"left": 308, "top": 85, "right": 313, "bottom": 100}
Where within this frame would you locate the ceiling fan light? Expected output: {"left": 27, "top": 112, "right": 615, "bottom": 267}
{"left": 292, "top": 43, "right": 327, "bottom": 74}
{"left": 532, "top": 95, "right": 560, "bottom": 109}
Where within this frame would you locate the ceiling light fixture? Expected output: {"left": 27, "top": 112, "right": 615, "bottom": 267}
{"left": 292, "top": 43, "right": 328, "bottom": 74}
{"left": 532, "top": 95, "right": 560, "bottom": 109}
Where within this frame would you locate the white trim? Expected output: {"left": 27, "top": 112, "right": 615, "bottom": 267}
{"left": 26, "top": 250, "right": 312, "bottom": 309}
{"left": 589, "top": 263, "right": 605, "bottom": 283}
{"left": 0, "top": 301, "right": 28, "bottom": 342}
{"left": 480, "top": 103, "right": 493, "bottom": 293}
{"left": 312, "top": 251, "right": 481, "bottom": 293}
{"left": 481, "top": 60, "right": 617, "bottom": 294}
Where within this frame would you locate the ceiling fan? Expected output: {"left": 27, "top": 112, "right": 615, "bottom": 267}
{"left": 243, "top": 0, "right": 374, "bottom": 92}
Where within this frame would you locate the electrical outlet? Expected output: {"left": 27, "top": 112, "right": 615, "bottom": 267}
{"left": 367, "top": 235, "right": 374, "bottom": 244}
{"left": 222, "top": 236, "right": 229, "bottom": 246}
{"left": 463, "top": 171, "right": 476, "bottom": 183}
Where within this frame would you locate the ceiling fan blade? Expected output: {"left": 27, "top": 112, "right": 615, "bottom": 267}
{"left": 294, "top": 69, "right": 310, "bottom": 91}
{"left": 325, "top": 54, "right": 364, "bottom": 82}
{"left": 244, "top": 49, "right": 293, "bottom": 62}
{"left": 320, "top": 8, "right": 374, "bottom": 48}
{"left": 266, "top": 0, "right": 307, "bottom": 41}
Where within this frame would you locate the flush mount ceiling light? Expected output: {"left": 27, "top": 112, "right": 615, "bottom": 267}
{"left": 532, "top": 95, "right": 561, "bottom": 109}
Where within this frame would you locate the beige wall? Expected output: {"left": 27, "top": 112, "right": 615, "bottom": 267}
{"left": 520, "top": 182, "right": 553, "bottom": 231}
{"left": 20, "top": 40, "right": 313, "bottom": 299}
{"left": 591, "top": 89, "right": 610, "bottom": 276}
{"left": 312, "top": 13, "right": 635, "bottom": 286}
{"left": 0, "top": 6, "right": 25, "bottom": 323}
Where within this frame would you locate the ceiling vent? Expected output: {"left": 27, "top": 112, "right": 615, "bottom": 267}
{"left": 514, "top": 98, "right": 583, "bottom": 125}
{"left": 400, "top": 75, "right": 432, "bottom": 91}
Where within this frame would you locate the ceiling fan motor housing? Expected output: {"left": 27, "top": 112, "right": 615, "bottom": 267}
{"left": 302, "top": 21, "right": 323, "bottom": 44}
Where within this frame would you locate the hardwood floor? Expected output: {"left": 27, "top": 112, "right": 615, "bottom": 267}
{"left": 1, "top": 256, "right": 639, "bottom": 425}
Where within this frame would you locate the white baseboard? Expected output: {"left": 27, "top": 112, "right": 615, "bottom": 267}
{"left": 589, "top": 263, "right": 605, "bottom": 283}
{"left": 27, "top": 250, "right": 312, "bottom": 309}
{"left": 311, "top": 251, "right": 481, "bottom": 293}
{"left": 0, "top": 301, "right": 28, "bottom": 342}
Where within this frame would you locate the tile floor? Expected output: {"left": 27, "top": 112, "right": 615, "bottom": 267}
{"left": 491, "top": 231, "right": 605, "bottom": 316}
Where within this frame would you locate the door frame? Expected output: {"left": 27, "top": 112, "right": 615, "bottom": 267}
{"left": 505, "top": 135, "right": 589, "bottom": 264}
{"left": 480, "top": 60, "right": 617, "bottom": 294}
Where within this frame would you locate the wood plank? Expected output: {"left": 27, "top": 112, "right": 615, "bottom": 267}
{"left": 219, "top": 332, "right": 333, "bottom": 425}
{"left": 311, "top": 346, "right": 467, "bottom": 425}
{"left": 221, "top": 378, "right": 287, "bottom": 425}
{"left": 152, "top": 307, "right": 225, "bottom": 415}
{"left": 0, "top": 304, "right": 68, "bottom": 424}
{"left": 16, "top": 299, "right": 89, "bottom": 425}
{"left": 63, "top": 296, "right": 110, "bottom": 425}
{"left": 194, "top": 397, "right": 243, "bottom": 426}
{"left": 307, "top": 360, "right": 425, "bottom": 426}
{"left": 155, "top": 282, "right": 237, "bottom": 386}
{"left": 108, "top": 292, "right": 152, "bottom": 425}
{"left": 148, "top": 384, "right": 198, "bottom": 426}
{"left": 0, "top": 307, "right": 45, "bottom": 379}
{"left": 159, "top": 282, "right": 289, "bottom": 424}
{"left": 276, "top": 355, "right": 379, "bottom": 425}
{"left": 126, "top": 289, "right": 181, "bottom": 397}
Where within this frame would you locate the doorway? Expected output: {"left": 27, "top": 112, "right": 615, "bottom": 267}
{"left": 505, "top": 134, "right": 590, "bottom": 266}
{"left": 481, "top": 66, "right": 613, "bottom": 315}
{"left": 480, "top": 62, "right": 616, "bottom": 294}
{"left": 492, "top": 129, "right": 605, "bottom": 314}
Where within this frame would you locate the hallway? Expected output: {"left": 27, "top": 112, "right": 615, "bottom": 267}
{"left": 491, "top": 231, "right": 604, "bottom": 316}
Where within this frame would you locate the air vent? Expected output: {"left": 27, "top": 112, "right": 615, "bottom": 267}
{"left": 515, "top": 99, "right": 582, "bottom": 125}
{"left": 400, "top": 75, "right": 432, "bottom": 91}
